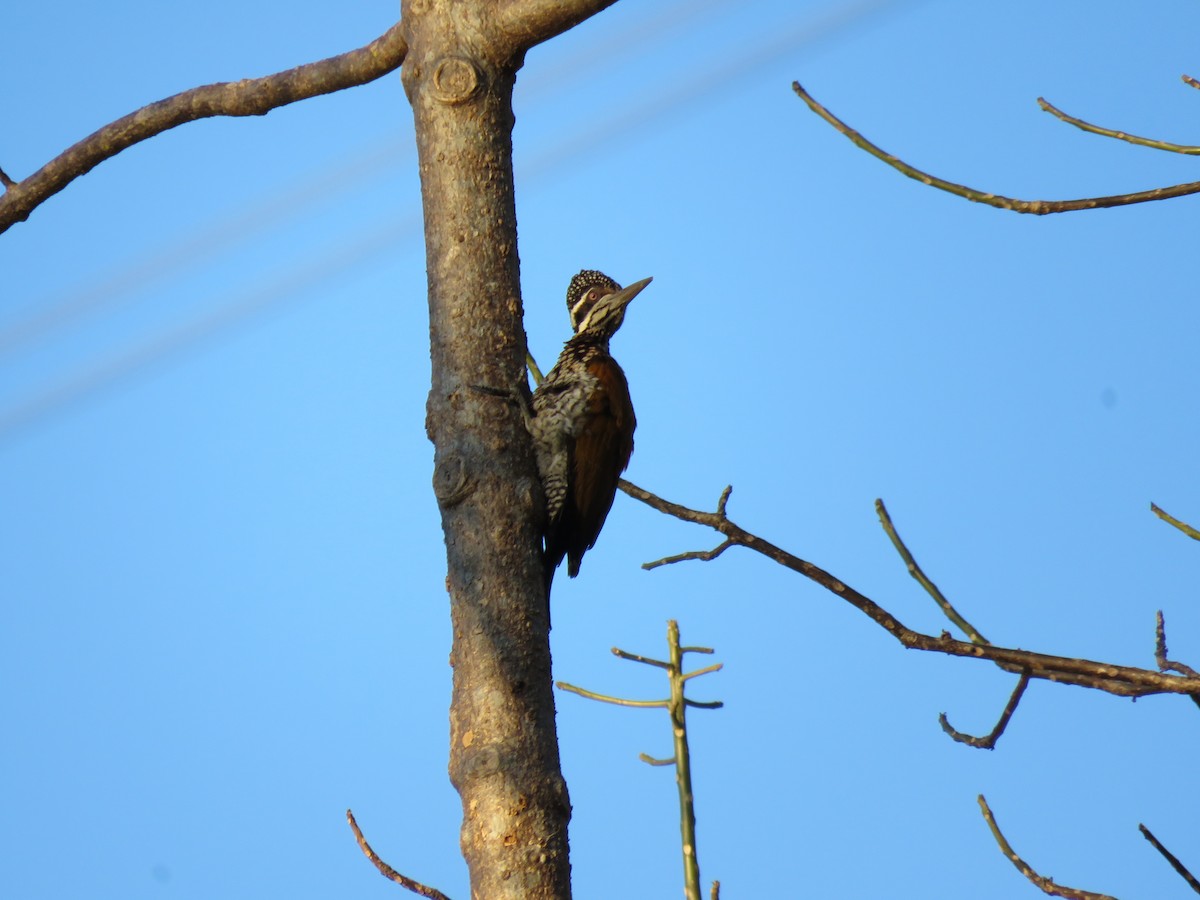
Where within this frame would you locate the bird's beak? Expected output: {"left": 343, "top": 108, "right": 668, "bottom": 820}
{"left": 606, "top": 276, "right": 653, "bottom": 308}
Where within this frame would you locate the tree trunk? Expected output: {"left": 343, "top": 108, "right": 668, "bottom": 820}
{"left": 400, "top": 2, "right": 619, "bottom": 896}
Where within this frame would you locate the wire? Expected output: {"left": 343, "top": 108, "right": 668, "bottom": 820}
{"left": 0, "top": 0, "right": 742, "bottom": 360}
{"left": 0, "top": 216, "right": 420, "bottom": 437}
{"left": 0, "top": 0, "right": 915, "bottom": 440}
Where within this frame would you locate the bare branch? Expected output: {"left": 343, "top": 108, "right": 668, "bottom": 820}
{"left": 792, "top": 80, "right": 1200, "bottom": 215}
{"left": 939, "top": 671, "right": 1030, "bottom": 749}
{"left": 1038, "top": 96, "right": 1200, "bottom": 155}
{"left": 643, "top": 538, "right": 734, "bottom": 570}
{"left": 497, "top": 0, "right": 622, "bottom": 50}
{"left": 346, "top": 809, "right": 454, "bottom": 900}
{"left": 978, "top": 796, "right": 1116, "bottom": 900}
{"left": 621, "top": 479, "right": 1200, "bottom": 700}
{"left": 1151, "top": 502, "right": 1200, "bottom": 541}
{"left": 1155, "top": 611, "right": 1199, "bottom": 679}
{"left": 555, "top": 681, "right": 668, "bottom": 707}
{"left": 682, "top": 663, "right": 723, "bottom": 682}
{"left": 612, "top": 647, "right": 670, "bottom": 668}
{"left": 876, "top": 499, "right": 988, "bottom": 644}
{"left": 1139, "top": 824, "right": 1200, "bottom": 894}
{"left": 0, "top": 23, "right": 408, "bottom": 233}
{"left": 639, "top": 752, "right": 676, "bottom": 766}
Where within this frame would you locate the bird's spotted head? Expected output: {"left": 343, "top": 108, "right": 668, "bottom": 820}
{"left": 566, "top": 269, "right": 652, "bottom": 339}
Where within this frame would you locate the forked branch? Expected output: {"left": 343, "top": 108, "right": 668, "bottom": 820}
{"left": 792, "top": 80, "right": 1200, "bottom": 215}
{"left": 0, "top": 23, "right": 408, "bottom": 233}
{"left": 939, "top": 671, "right": 1030, "bottom": 750}
{"left": 497, "top": 0, "right": 623, "bottom": 47}
{"left": 621, "top": 480, "right": 1200, "bottom": 703}
{"left": 557, "top": 620, "right": 721, "bottom": 900}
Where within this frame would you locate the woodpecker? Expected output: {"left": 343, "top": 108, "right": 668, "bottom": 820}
{"left": 532, "top": 270, "right": 652, "bottom": 601}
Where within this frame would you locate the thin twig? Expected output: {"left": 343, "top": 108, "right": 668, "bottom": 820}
{"left": 561, "top": 620, "right": 720, "bottom": 900}
{"left": 1151, "top": 503, "right": 1200, "bottom": 540}
{"left": 1038, "top": 97, "right": 1200, "bottom": 155}
{"left": 621, "top": 479, "right": 1200, "bottom": 700}
{"left": 682, "top": 663, "right": 724, "bottom": 681}
{"left": 643, "top": 539, "right": 734, "bottom": 570}
{"left": 977, "top": 796, "right": 1116, "bottom": 900}
{"left": 0, "top": 166, "right": 14, "bottom": 189}
{"left": 1154, "top": 611, "right": 1200, "bottom": 711}
{"left": 876, "top": 499, "right": 988, "bottom": 644}
{"left": 0, "top": 23, "right": 408, "bottom": 233}
{"left": 792, "top": 81, "right": 1200, "bottom": 215}
{"left": 525, "top": 350, "right": 545, "bottom": 385}
{"left": 1155, "top": 611, "right": 1199, "bottom": 678}
{"left": 1139, "top": 824, "right": 1200, "bottom": 894}
{"left": 613, "top": 647, "right": 670, "bottom": 668}
{"left": 555, "top": 681, "right": 667, "bottom": 707}
{"left": 711, "top": 880, "right": 721, "bottom": 900}
{"left": 639, "top": 752, "right": 676, "bottom": 766}
{"left": 939, "top": 672, "right": 1030, "bottom": 749}
{"left": 346, "top": 809, "right": 454, "bottom": 900}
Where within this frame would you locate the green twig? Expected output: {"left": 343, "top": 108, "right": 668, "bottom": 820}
{"left": 1038, "top": 97, "right": 1200, "bottom": 155}
{"left": 683, "top": 663, "right": 724, "bottom": 681}
{"left": 554, "top": 682, "right": 667, "bottom": 708}
{"left": 666, "top": 620, "right": 703, "bottom": 900}
{"left": 558, "top": 620, "right": 722, "bottom": 900}
{"left": 525, "top": 350, "right": 545, "bottom": 386}
{"left": 875, "top": 499, "right": 988, "bottom": 644}
{"left": 639, "top": 753, "right": 676, "bottom": 767}
{"left": 1151, "top": 503, "right": 1200, "bottom": 540}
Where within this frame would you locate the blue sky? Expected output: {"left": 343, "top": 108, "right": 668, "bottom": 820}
{"left": 3, "top": 1, "right": 1199, "bottom": 897}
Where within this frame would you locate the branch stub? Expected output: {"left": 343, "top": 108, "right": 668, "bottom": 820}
{"left": 432, "top": 56, "right": 482, "bottom": 105}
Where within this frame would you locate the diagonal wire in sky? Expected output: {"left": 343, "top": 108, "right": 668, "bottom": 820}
{"left": 0, "top": 0, "right": 744, "bottom": 361}
{"left": 0, "top": 0, "right": 917, "bottom": 441}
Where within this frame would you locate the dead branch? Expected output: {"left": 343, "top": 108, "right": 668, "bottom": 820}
{"left": 939, "top": 671, "right": 1030, "bottom": 749}
{"left": 1155, "top": 611, "right": 1199, "bottom": 679}
{"left": 791, "top": 80, "right": 1200, "bottom": 215}
{"left": 346, "top": 809, "right": 453, "bottom": 900}
{"left": 978, "top": 796, "right": 1116, "bottom": 900}
{"left": 1138, "top": 824, "right": 1200, "bottom": 894}
{"left": 620, "top": 479, "right": 1200, "bottom": 702}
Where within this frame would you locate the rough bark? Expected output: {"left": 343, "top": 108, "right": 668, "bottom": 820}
{"left": 400, "top": 2, "right": 624, "bottom": 896}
